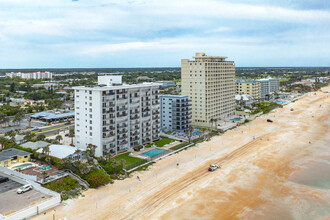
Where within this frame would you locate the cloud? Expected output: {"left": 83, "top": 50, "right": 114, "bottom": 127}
{"left": 0, "top": 0, "right": 329, "bottom": 67}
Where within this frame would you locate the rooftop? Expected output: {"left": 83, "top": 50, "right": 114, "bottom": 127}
{"left": 20, "top": 141, "right": 49, "bottom": 150}
{"left": 31, "top": 110, "right": 74, "bottom": 120}
{"left": 36, "top": 145, "right": 84, "bottom": 159}
{"left": 73, "top": 82, "right": 161, "bottom": 91}
{"left": 0, "top": 148, "right": 31, "bottom": 162}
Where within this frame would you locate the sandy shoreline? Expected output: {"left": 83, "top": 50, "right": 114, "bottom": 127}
{"left": 32, "top": 87, "right": 330, "bottom": 220}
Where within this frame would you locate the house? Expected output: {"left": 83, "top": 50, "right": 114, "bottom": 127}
{"left": 235, "top": 94, "right": 254, "bottom": 108}
{"left": 20, "top": 141, "right": 49, "bottom": 150}
{"left": 36, "top": 144, "right": 84, "bottom": 161}
{"left": 5, "top": 135, "right": 25, "bottom": 144}
{"left": 0, "top": 148, "right": 32, "bottom": 167}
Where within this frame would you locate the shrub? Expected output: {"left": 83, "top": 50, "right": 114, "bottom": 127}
{"left": 79, "top": 169, "right": 112, "bottom": 188}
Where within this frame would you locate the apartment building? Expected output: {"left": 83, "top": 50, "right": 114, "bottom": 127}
{"left": 257, "top": 78, "right": 280, "bottom": 99}
{"left": 6, "top": 71, "right": 53, "bottom": 79}
{"left": 181, "top": 52, "right": 235, "bottom": 128}
{"left": 73, "top": 76, "right": 160, "bottom": 157}
{"left": 159, "top": 95, "right": 191, "bottom": 133}
{"left": 236, "top": 79, "right": 261, "bottom": 100}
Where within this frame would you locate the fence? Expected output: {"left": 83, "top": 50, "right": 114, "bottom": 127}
{"left": 0, "top": 166, "right": 60, "bottom": 220}
{"left": 0, "top": 166, "right": 37, "bottom": 182}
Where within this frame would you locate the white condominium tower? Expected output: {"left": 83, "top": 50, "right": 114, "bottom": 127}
{"left": 73, "top": 76, "right": 160, "bottom": 157}
{"left": 181, "top": 52, "right": 235, "bottom": 128}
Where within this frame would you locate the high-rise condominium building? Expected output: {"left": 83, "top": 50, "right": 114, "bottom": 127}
{"left": 73, "top": 76, "right": 160, "bottom": 157}
{"left": 257, "top": 78, "right": 280, "bottom": 99}
{"left": 181, "top": 52, "right": 236, "bottom": 128}
{"left": 6, "top": 71, "right": 52, "bottom": 79}
{"left": 236, "top": 79, "right": 261, "bottom": 100}
{"left": 159, "top": 95, "right": 191, "bottom": 132}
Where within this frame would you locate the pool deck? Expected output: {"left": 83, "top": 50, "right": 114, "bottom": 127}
{"left": 130, "top": 141, "right": 181, "bottom": 160}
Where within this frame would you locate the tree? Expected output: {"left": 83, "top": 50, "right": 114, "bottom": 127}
{"left": 0, "top": 112, "right": 10, "bottom": 128}
{"left": 5, "top": 130, "right": 16, "bottom": 143}
{"left": 69, "top": 129, "right": 75, "bottom": 145}
{"left": 13, "top": 111, "right": 25, "bottom": 125}
{"left": 86, "top": 144, "right": 97, "bottom": 161}
{"left": 24, "top": 131, "right": 36, "bottom": 142}
{"left": 55, "top": 135, "right": 63, "bottom": 144}
{"left": 185, "top": 125, "right": 194, "bottom": 143}
{"left": 36, "top": 134, "right": 46, "bottom": 141}
{"left": 0, "top": 137, "right": 8, "bottom": 150}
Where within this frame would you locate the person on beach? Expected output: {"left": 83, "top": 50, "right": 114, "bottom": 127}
{"left": 137, "top": 176, "right": 140, "bottom": 181}
{"left": 177, "top": 163, "right": 179, "bottom": 167}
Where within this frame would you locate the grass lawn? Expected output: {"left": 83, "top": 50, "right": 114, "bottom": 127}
{"left": 113, "top": 152, "right": 146, "bottom": 166}
{"left": 144, "top": 137, "right": 176, "bottom": 148}
{"left": 154, "top": 137, "right": 176, "bottom": 147}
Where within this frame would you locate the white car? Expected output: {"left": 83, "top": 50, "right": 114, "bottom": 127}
{"left": 17, "top": 184, "right": 33, "bottom": 194}
{"left": 208, "top": 164, "right": 219, "bottom": 171}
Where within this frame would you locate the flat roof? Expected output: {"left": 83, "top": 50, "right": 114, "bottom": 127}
{"left": 159, "top": 94, "right": 188, "bottom": 98}
{"left": 73, "top": 82, "right": 161, "bottom": 91}
{"left": 193, "top": 56, "right": 228, "bottom": 59}
{"left": 36, "top": 145, "right": 84, "bottom": 159}
{"left": 31, "top": 110, "right": 74, "bottom": 119}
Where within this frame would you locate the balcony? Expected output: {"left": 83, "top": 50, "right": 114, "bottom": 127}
{"left": 103, "top": 91, "right": 115, "bottom": 96}
{"left": 117, "top": 112, "right": 128, "bottom": 118}
{"left": 117, "top": 106, "right": 127, "bottom": 111}
{"left": 117, "top": 134, "right": 128, "bottom": 140}
{"left": 152, "top": 115, "right": 159, "bottom": 120}
{"left": 130, "top": 115, "right": 139, "bottom": 120}
{"left": 142, "top": 108, "right": 151, "bottom": 112}
{"left": 117, "top": 123, "right": 128, "bottom": 128}
{"left": 142, "top": 112, "right": 150, "bottom": 118}
{"left": 130, "top": 131, "right": 140, "bottom": 136}
{"left": 130, "top": 109, "right": 140, "bottom": 114}
{"left": 130, "top": 136, "right": 140, "bottom": 142}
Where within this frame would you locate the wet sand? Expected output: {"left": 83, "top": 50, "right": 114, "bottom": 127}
{"left": 32, "top": 88, "right": 330, "bottom": 220}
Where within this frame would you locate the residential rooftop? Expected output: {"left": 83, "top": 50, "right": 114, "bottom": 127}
{"left": 0, "top": 148, "right": 31, "bottom": 162}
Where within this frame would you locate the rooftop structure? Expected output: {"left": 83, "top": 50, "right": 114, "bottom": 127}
{"left": 36, "top": 145, "right": 84, "bottom": 160}
{"left": 20, "top": 141, "right": 49, "bottom": 150}
{"left": 31, "top": 110, "right": 74, "bottom": 122}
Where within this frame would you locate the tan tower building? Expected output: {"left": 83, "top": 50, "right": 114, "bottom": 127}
{"left": 181, "top": 52, "right": 235, "bottom": 128}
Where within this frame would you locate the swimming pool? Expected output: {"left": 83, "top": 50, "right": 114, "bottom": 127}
{"left": 192, "top": 131, "right": 203, "bottom": 136}
{"left": 13, "top": 163, "right": 33, "bottom": 170}
{"left": 142, "top": 149, "right": 168, "bottom": 157}
{"left": 230, "top": 117, "right": 242, "bottom": 121}
{"left": 276, "top": 100, "right": 288, "bottom": 104}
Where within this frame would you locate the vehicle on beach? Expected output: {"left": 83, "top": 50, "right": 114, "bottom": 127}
{"left": 267, "top": 119, "right": 273, "bottom": 123}
{"left": 17, "top": 184, "right": 33, "bottom": 194}
{"left": 208, "top": 164, "right": 219, "bottom": 171}
{"left": 290, "top": 108, "right": 294, "bottom": 111}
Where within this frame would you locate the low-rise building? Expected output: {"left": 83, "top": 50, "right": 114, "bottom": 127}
{"left": 155, "top": 81, "right": 176, "bottom": 89}
{"left": 36, "top": 144, "right": 84, "bottom": 161}
{"left": 235, "top": 94, "right": 254, "bottom": 108}
{"left": 0, "top": 148, "right": 31, "bottom": 167}
{"left": 6, "top": 71, "right": 52, "bottom": 79}
{"left": 160, "top": 95, "right": 191, "bottom": 132}
{"left": 31, "top": 110, "right": 74, "bottom": 122}
{"left": 20, "top": 141, "right": 49, "bottom": 150}
{"left": 236, "top": 79, "right": 261, "bottom": 99}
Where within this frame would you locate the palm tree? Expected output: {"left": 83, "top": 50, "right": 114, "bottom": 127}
{"left": 42, "top": 171, "right": 48, "bottom": 183}
{"left": 86, "top": 144, "right": 97, "bottom": 160}
{"left": 42, "top": 145, "right": 51, "bottom": 165}
{"left": 13, "top": 111, "right": 25, "bottom": 126}
{"left": 55, "top": 135, "right": 63, "bottom": 144}
{"left": 5, "top": 130, "right": 16, "bottom": 143}
{"left": 69, "top": 129, "right": 75, "bottom": 145}
{"left": 36, "top": 134, "right": 46, "bottom": 141}
{"left": 0, "top": 112, "right": 10, "bottom": 128}
{"left": 185, "top": 125, "right": 194, "bottom": 143}
{"left": 0, "top": 137, "right": 7, "bottom": 150}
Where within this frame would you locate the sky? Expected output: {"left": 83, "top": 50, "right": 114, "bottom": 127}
{"left": 0, "top": 0, "right": 329, "bottom": 68}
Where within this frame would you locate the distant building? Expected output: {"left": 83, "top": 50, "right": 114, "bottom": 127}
{"left": 20, "top": 141, "right": 49, "bottom": 150}
{"left": 6, "top": 71, "right": 52, "bottom": 80}
{"left": 236, "top": 79, "right": 261, "bottom": 100}
{"left": 73, "top": 75, "right": 160, "bottom": 156}
{"left": 257, "top": 78, "right": 280, "bottom": 99}
{"left": 160, "top": 95, "right": 191, "bottom": 132}
{"left": 181, "top": 52, "right": 235, "bottom": 128}
{"left": 292, "top": 81, "right": 313, "bottom": 87}
{"left": 155, "top": 81, "right": 176, "bottom": 89}
{"left": 235, "top": 94, "right": 254, "bottom": 108}
{"left": 31, "top": 110, "right": 74, "bottom": 122}
{"left": 0, "top": 148, "right": 31, "bottom": 167}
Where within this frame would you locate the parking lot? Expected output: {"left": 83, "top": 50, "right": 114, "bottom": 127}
{"left": 0, "top": 176, "right": 50, "bottom": 216}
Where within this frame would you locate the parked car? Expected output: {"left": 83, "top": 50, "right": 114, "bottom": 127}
{"left": 64, "top": 121, "right": 71, "bottom": 125}
{"left": 31, "top": 127, "right": 39, "bottom": 132}
{"left": 267, "top": 119, "right": 273, "bottom": 123}
{"left": 17, "top": 184, "right": 33, "bottom": 194}
{"left": 208, "top": 164, "right": 219, "bottom": 171}
{"left": 0, "top": 176, "right": 9, "bottom": 183}
{"left": 65, "top": 133, "right": 69, "bottom": 136}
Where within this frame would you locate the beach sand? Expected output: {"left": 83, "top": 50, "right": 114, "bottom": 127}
{"left": 32, "top": 87, "right": 330, "bottom": 220}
